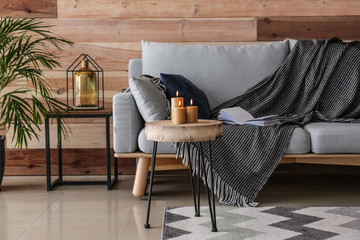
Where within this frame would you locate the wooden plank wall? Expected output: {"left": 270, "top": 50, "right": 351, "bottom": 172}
{"left": 2, "top": 0, "right": 360, "bottom": 176}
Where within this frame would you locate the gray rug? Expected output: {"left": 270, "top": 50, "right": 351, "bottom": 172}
{"left": 162, "top": 206, "right": 360, "bottom": 240}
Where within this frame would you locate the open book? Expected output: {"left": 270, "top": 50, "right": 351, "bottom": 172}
{"left": 217, "top": 107, "right": 280, "bottom": 126}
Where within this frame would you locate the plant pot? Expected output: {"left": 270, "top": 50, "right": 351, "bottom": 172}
{"left": 0, "top": 135, "right": 5, "bottom": 191}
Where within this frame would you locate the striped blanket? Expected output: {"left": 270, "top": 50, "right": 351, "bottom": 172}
{"left": 179, "top": 38, "right": 360, "bottom": 206}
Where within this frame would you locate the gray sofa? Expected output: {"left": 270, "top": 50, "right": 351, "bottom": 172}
{"left": 113, "top": 40, "right": 360, "bottom": 196}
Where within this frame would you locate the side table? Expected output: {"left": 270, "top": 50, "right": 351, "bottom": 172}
{"left": 144, "top": 120, "right": 222, "bottom": 232}
{"left": 45, "top": 109, "right": 118, "bottom": 191}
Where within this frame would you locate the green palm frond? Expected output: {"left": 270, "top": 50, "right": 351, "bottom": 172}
{"left": 0, "top": 16, "right": 73, "bottom": 148}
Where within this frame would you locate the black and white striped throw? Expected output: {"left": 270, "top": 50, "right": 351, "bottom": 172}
{"left": 179, "top": 38, "right": 360, "bottom": 207}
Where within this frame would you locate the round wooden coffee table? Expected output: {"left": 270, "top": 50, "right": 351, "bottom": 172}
{"left": 144, "top": 120, "right": 222, "bottom": 232}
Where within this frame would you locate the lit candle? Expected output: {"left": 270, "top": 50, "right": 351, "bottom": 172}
{"left": 171, "top": 91, "right": 184, "bottom": 120}
{"left": 185, "top": 99, "right": 198, "bottom": 123}
{"left": 172, "top": 99, "right": 186, "bottom": 124}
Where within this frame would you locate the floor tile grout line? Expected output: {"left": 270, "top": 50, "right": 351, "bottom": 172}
{"left": 15, "top": 190, "right": 66, "bottom": 240}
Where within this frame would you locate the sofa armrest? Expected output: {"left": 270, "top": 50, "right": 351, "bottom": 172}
{"left": 113, "top": 92, "right": 144, "bottom": 153}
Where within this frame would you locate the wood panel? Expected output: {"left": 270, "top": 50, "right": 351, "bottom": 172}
{"left": 54, "top": 42, "right": 264, "bottom": 71}
{"left": 42, "top": 71, "right": 128, "bottom": 99}
{"left": 4, "top": 149, "right": 185, "bottom": 176}
{"left": 0, "top": 0, "right": 56, "bottom": 18}
{"left": 7, "top": 123, "right": 114, "bottom": 149}
{"left": 57, "top": 0, "right": 360, "bottom": 19}
{"left": 4, "top": 149, "right": 135, "bottom": 175}
{"left": 54, "top": 43, "right": 141, "bottom": 71}
{"left": 45, "top": 18, "right": 257, "bottom": 42}
{"left": 257, "top": 17, "right": 360, "bottom": 41}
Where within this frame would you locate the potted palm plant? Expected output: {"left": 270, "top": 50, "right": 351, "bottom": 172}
{"left": 0, "top": 17, "right": 73, "bottom": 190}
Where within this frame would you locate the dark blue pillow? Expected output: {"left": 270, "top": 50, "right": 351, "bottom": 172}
{"left": 160, "top": 73, "right": 211, "bottom": 119}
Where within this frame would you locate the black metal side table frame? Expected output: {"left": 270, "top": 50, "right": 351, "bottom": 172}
{"left": 144, "top": 141, "right": 218, "bottom": 232}
{"left": 45, "top": 110, "right": 118, "bottom": 191}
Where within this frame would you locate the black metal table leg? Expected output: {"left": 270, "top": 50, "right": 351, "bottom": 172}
{"left": 208, "top": 141, "right": 217, "bottom": 232}
{"left": 106, "top": 115, "right": 111, "bottom": 190}
{"left": 144, "top": 141, "right": 158, "bottom": 229}
{"left": 187, "top": 143, "right": 199, "bottom": 217}
{"left": 57, "top": 117, "right": 63, "bottom": 181}
{"left": 196, "top": 142, "right": 201, "bottom": 217}
{"left": 199, "top": 141, "right": 217, "bottom": 232}
{"left": 144, "top": 171, "right": 150, "bottom": 196}
{"left": 114, "top": 157, "right": 119, "bottom": 182}
{"left": 45, "top": 117, "right": 51, "bottom": 191}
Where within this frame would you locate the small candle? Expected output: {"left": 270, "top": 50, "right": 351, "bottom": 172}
{"left": 172, "top": 100, "right": 186, "bottom": 124}
{"left": 185, "top": 99, "right": 198, "bottom": 123}
{"left": 171, "top": 91, "right": 184, "bottom": 108}
{"left": 171, "top": 91, "right": 184, "bottom": 120}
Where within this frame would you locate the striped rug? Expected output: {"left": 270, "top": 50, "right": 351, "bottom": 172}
{"left": 162, "top": 206, "right": 360, "bottom": 240}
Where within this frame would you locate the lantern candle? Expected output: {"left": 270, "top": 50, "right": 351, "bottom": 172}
{"left": 172, "top": 100, "right": 186, "bottom": 124}
{"left": 185, "top": 99, "right": 198, "bottom": 123}
{"left": 171, "top": 91, "right": 184, "bottom": 120}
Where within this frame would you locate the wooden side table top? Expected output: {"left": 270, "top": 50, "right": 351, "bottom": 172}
{"left": 145, "top": 120, "right": 222, "bottom": 143}
{"left": 45, "top": 109, "right": 112, "bottom": 118}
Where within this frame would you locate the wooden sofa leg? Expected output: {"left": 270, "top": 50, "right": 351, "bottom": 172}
{"left": 132, "top": 157, "right": 150, "bottom": 197}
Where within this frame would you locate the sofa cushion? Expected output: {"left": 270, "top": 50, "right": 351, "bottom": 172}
{"left": 129, "top": 75, "right": 169, "bottom": 122}
{"left": 138, "top": 126, "right": 310, "bottom": 154}
{"left": 160, "top": 73, "right": 211, "bottom": 119}
{"left": 142, "top": 40, "right": 290, "bottom": 109}
{"left": 288, "top": 39, "right": 298, "bottom": 51}
{"left": 286, "top": 127, "right": 311, "bottom": 154}
{"left": 113, "top": 92, "right": 143, "bottom": 153}
{"left": 304, "top": 122, "right": 360, "bottom": 153}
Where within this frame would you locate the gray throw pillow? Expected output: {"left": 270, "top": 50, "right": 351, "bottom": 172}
{"left": 129, "top": 75, "right": 169, "bottom": 122}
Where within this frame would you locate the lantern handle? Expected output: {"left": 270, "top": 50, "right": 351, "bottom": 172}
{"left": 67, "top": 54, "right": 88, "bottom": 71}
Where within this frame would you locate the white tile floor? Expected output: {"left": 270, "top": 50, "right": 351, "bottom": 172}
{"left": 0, "top": 175, "right": 200, "bottom": 240}
{"left": 1, "top": 174, "right": 360, "bottom": 240}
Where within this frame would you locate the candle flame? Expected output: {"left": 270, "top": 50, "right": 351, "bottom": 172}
{"left": 190, "top": 99, "right": 193, "bottom": 106}
{"left": 176, "top": 91, "right": 179, "bottom": 97}
{"left": 178, "top": 100, "right": 181, "bottom": 106}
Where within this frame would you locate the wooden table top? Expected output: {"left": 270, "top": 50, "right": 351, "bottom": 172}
{"left": 145, "top": 120, "right": 222, "bottom": 143}
{"left": 45, "top": 109, "right": 112, "bottom": 117}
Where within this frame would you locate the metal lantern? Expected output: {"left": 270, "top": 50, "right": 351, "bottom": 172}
{"left": 66, "top": 54, "right": 104, "bottom": 110}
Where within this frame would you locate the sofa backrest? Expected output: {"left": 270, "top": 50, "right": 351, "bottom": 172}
{"left": 130, "top": 40, "right": 292, "bottom": 109}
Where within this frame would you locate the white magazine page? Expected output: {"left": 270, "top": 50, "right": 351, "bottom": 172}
{"left": 218, "top": 107, "right": 280, "bottom": 126}
{"left": 218, "top": 107, "right": 254, "bottom": 124}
